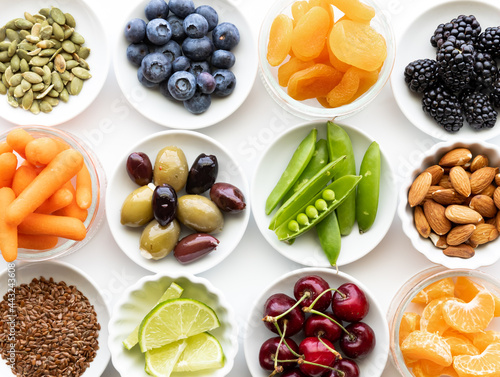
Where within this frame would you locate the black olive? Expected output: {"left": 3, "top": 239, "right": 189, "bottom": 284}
{"left": 126, "top": 152, "right": 153, "bottom": 186}
{"left": 152, "top": 184, "right": 178, "bottom": 226}
{"left": 186, "top": 153, "right": 218, "bottom": 194}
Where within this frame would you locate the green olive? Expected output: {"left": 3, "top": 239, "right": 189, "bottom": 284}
{"left": 140, "top": 219, "right": 181, "bottom": 260}
{"left": 120, "top": 185, "right": 154, "bottom": 227}
{"left": 153, "top": 146, "right": 188, "bottom": 192}
{"left": 177, "top": 195, "right": 224, "bottom": 233}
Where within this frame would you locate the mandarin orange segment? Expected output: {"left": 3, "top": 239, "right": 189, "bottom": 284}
{"left": 267, "top": 14, "right": 294, "bottom": 67}
{"left": 291, "top": 6, "right": 330, "bottom": 61}
{"left": 444, "top": 335, "right": 479, "bottom": 357}
{"left": 441, "top": 367, "right": 459, "bottom": 377}
{"left": 291, "top": 1, "right": 311, "bottom": 26}
{"left": 420, "top": 298, "right": 460, "bottom": 335}
{"left": 453, "top": 342, "right": 500, "bottom": 377}
{"left": 328, "top": 0, "right": 375, "bottom": 23}
{"left": 412, "top": 278, "right": 455, "bottom": 305}
{"left": 471, "top": 331, "right": 500, "bottom": 353}
{"left": 454, "top": 277, "right": 500, "bottom": 317}
{"left": 278, "top": 57, "right": 315, "bottom": 86}
{"left": 401, "top": 330, "right": 452, "bottom": 367}
{"left": 288, "top": 63, "right": 343, "bottom": 100}
{"left": 400, "top": 312, "right": 421, "bottom": 345}
{"left": 412, "top": 360, "right": 445, "bottom": 377}
{"left": 325, "top": 66, "right": 361, "bottom": 107}
{"left": 329, "top": 19, "right": 387, "bottom": 71}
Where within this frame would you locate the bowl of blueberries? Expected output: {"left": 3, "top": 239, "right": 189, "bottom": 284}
{"left": 116, "top": 0, "right": 258, "bottom": 129}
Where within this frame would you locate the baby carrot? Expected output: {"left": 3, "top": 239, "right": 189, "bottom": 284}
{"left": 53, "top": 181, "right": 88, "bottom": 222}
{"left": 18, "top": 213, "right": 86, "bottom": 241}
{"left": 0, "top": 140, "right": 13, "bottom": 154}
{"left": 36, "top": 187, "right": 74, "bottom": 214}
{"left": 12, "top": 165, "right": 39, "bottom": 196}
{"left": 76, "top": 164, "right": 92, "bottom": 209}
{"left": 6, "top": 128, "right": 35, "bottom": 159}
{"left": 25, "top": 137, "right": 62, "bottom": 166}
{"left": 18, "top": 233, "right": 59, "bottom": 250}
{"left": 0, "top": 187, "right": 17, "bottom": 262}
{"left": 0, "top": 152, "right": 18, "bottom": 188}
{"left": 6, "top": 149, "right": 84, "bottom": 226}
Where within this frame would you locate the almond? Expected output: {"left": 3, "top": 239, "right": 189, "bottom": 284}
{"left": 494, "top": 186, "right": 500, "bottom": 210}
{"left": 423, "top": 200, "right": 452, "bottom": 235}
{"left": 429, "top": 233, "right": 448, "bottom": 249}
{"left": 470, "top": 167, "right": 498, "bottom": 194}
{"left": 495, "top": 173, "right": 500, "bottom": 186}
{"left": 414, "top": 206, "right": 431, "bottom": 238}
{"left": 432, "top": 189, "right": 466, "bottom": 205}
{"left": 439, "top": 148, "right": 472, "bottom": 167}
{"left": 426, "top": 185, "right": 446, "bottom": 200}
{"left": 439, "top": 175, "right": 453, "bottom": 189}
{"left": 443, "top": 244, "right": 475, "bottom": 259}
{"left": 424, "top": 165, "right": 444, "bottom": 185}
{"left": 408, "top": 171, "right": 432, "bottom": 207}
{"left": 470, "top": 154, "right": 489, "bottom": 172}
{"left": 469, "top": 195, "right": 497, "bottom": 218}
{"left": 481, "top": 184, "right": 496, "bottom": 197}
{"left": 497, "top": 211, "right": 500, "bottom": 232}
{"left": 486, "top": 217, "right": 497, "bottom": 226}
{"left": 449, "top": 166, "right": 471, "bottom": 197}
{"left": 446, "top": 224, "right": 476, "bottom": 246}
{"left": 469, "top": 223, "right": 499, "bottom": 245}
{"left": 445, "top": 205, "right": 483, "bottom": 224}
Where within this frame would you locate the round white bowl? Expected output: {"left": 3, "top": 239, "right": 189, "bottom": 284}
{"left": 398, "top": 139, "right": 500, "bottom": 269}
{"left": 106, "top": 130, "right": 250, "bottom": 275}
{"left": 114, "top": 0, "right": 257, "bottom": 129}
{"left": 0, "top": 260, "right": 110, "bottom": 377}
{"left": 0, "top": 0, "right": 109, "bottom": 127}
{"left": 244, "top": 267, "right": 390, "bottom": 377}
{"left": 251, "top": 121, "right": 397, "bottom": 267}
{"left": 108, "top": 272, "right": 238, "bottom": 377}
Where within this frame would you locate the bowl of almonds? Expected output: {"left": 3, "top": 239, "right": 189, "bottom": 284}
{"left": 399, "top": 140, "right": 500, "bottom": 269}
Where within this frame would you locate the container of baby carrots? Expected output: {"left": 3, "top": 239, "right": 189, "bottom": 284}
{"left": 0, "top": 126, "right": 105, "bottom": 262}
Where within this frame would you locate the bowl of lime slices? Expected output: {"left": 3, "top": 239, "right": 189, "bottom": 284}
{"left": 108, "top": 272, "right": 238, "bottom": 377}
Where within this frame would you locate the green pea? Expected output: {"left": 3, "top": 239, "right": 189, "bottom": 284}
{"left": 288, "top": 220, "right": 299, "bottom": 232}
{"left": 322, "top": 189, "right": 335, "bottom": 201}
{"left": 305, "top": 205, "right": 318, "bottom": 219}
{"left": 356, "top": 141, "right": 381, "bottom": 233}
{"left": 315, "top": 199, "right": 327, "bottom": 212}
{"left": 297, "top": 213, "right": 309, "bottom": 226}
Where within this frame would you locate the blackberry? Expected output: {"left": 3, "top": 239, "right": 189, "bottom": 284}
{"left": 422, "top": 84, "right": 464, "bottom": 132}
{"left": 404, "top": 59, "right": 439, "bottom": 93}
{"left": 477, "top": 26, "right": 500, "bottom": 57}
{"left": 462, "top": 91, "right": 498, "bottom": 129}
{"left": 430, "top": 15, "right": 481, "bottom": 48}
{"left": 436, "top": 36, "right": 474, "bottom": 93}
{"left": 471, "top": 51, "right": 498, "bottom": 90}
{"left": 490, "top": 78, "right": 500, "bottom": 108}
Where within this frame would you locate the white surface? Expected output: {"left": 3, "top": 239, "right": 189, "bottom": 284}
{"left": 1, "top": 0, "right": 500, "bottom": 376}
{"left": 252, "top": 121, "right": 397, "bottom": 267}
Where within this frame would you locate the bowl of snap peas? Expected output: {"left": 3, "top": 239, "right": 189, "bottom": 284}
{"left": 251, "top": 120, "right": 397, "bottom": 267}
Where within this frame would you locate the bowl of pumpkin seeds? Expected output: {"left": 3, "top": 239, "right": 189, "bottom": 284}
{"left": 0, "top": 0, "right": 109, "bottom": 126}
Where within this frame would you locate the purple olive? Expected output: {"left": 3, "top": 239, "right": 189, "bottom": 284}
{"left": 152, "top": 184, "right": 178, "bottom": 226}
{"left": 126, "top": 152, "right": 153, "bottom": 186}
{"left": 173, "top": 233, "right": 219, "bottom": 264}
{"left": 210, "top": 182, "right": 246, "bottom": 213}
{"left": 186, "top": 153, "right": 218, "bottom": 194}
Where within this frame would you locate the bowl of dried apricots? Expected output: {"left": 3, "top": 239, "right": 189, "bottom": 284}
{"left": 259, "top": 0, "right": 395, "bottom": 120}
{"left": 388, "top": 266, "right": 500, "bottom": 377}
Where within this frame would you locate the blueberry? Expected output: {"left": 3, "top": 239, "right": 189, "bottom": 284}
{"left": 169, "top": 0, "right": 195, "bottom": 18}
{"left": 137, "top": 66, "right": 158, "bottom": 88}
{"left": 155, "top": 40, "right": 182, "bottom": 62}
{"left": 212, "top": 22, "right": 240, "bottom": 50}
{"left": 184, "top": 91, "right": 211, "bottom": 114}
{"left": 196, "top": 72, "right": 216, "bottom": 94}
{"left": 182, "top": 36, "right": 213, "bottom": 61}
{"left": 167, "top": 15, "right": 187, "bottom": 43}
{"left": 213, "top": 69, "right": 236, "bottom": 97}
{"left": 125, "top": 18, "right": 147, "bottom": 43}
{"left": 146, "top": 18, "right": 172, "bottom": 45}
{"left": 141, "top": 52, "right": 172, "bottom": 83}
{"left": 127, "top": 43, "right": 149, "bottom": 66}
{"left": 183, "top": 14, "right": 209, "bottom": 38}
{"left": 195, "top": 5, "right": 218, "bottom": 31}
{"left": 172, "top": 56, "right": 191, "bottom": 72}
{"left": 159, "top": 80, "right": 175, "bottom": 100}
{"left": 211, "top": 49, "right": 235, "bottom": 69}
{"left": 188, "top": 61, "right": 210, "bottom": 77}
{"left": 145, "top": 0, "right": 169, "bottom": 20}
{"left": 168, "top": 71, "right": 197, "bottom": 100}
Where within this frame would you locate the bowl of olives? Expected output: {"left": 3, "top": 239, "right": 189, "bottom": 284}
{"left": 105, "top": 130, "right": 250, "bottom": 275}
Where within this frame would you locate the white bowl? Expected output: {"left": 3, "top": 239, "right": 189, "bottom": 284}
{"left": 108, "top": 272, "right": 238, "bottom": 377}
{"left": 0, "top": 0, "right": 109, "bottom": 127}
{"left": 106, "top": 130, "right": 250, "bottom": 275}
{"left": 114, "top": 0, "right": 257, "bottom": 129}
{"left": 243, "top": 267, "right": 390, "bottom": 377}
{"left": 391, "top": 0, "right": 500, "bottom": 141}
{"left": 398, "top": 139, "right": 500, "bottom": 269}
{"left": 0, "top": 260, "right": 110, "bottom": 377}
{"left": 251, "top": 121, "right": 397, "bottom": 267}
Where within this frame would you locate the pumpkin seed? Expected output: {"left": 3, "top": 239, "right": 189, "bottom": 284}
{"left": 31, "top": 66, "right": 44, "bottom": 75}
{"left": 7, "top": 40, "right": 18, "bottom": 58}
{"left": 70, "top": 31, "right": 85, "bottom": 45}
{"left": 0, "top": 62, "right": 6, "bottom": 73}
{"left": 74, "top": 55, "right": 89, "bottom": 70}
{"left": 20, "top": 59, "right": 29, "bottom": 73}
{"left": 27, "top": 47, "right": 42, "bottom": 56}
{"left": 69, "top": 77, "right": 83, "bottom": 95}
{"left": 40, "top": 25, "right": 52, "bottom": 40}
{"left": 59, "top": 88, "right": 69, "bottom": 102}
{"left": 0, "top": 41, "right": 10, "bottom": 51}
{"left": 4, "top": 66, "right": 12, "bottom": 84}
{"left": 4, "top": 20, "right": 16, "bottom": 31}
{"left": 2, "top": 73, "right": 9, "bottom": 88}
{"left": 39, "top": 8, "right": 51, "bottom": 18}
{"left": 0, "top": 27, "right": 6, "bottom": 42}
{"left": 0, "top": 51, "right": 10, "bottom": 63}
{"left": 33, "top": 15, "right": 46, "bottom": 23}
{"left": 47, "top": 61, "right": 53, "bottom": 70}
{"left": 14, "top": 19, "right": 33, "bottom": 30}
{"left": 42, "top": 65, "right": 51, "bottom": 84}
{"left": 7, "top": 86, "right": 14, "bottom": 96}
{"left": 50, "top": 8, "right": 66, "bottom": 25}
{"left": 51, "top": 71, "right": 63, "bottom": 92}
{"left": 36, "top": 83, "right": 54, "bottom": 99}
{"left": 47, "top": 89, "right": 59, "bottom": 98}
{"left": 7, "top": 94, "right": 19, "bottom": 108}
{"left": 45, "top": 96, "right": 59, "bottom": 107}
{"left": 49, "top": 38, "right": 61, "bottom": 49}
{"left": 61, "top": 52, "right": 73, "bottom": 61}
{"left": 10, "top": 55, "right": 20, "bottom": 72}
{"left": 66, "top": 60, "right": 79, "bottom": 71}
{"left": 39, "top": 48, "right": 56, "bottom": 57}
{"left": 40, "top": 100, "right": 52, "bottom": 112}
{"left": 17, "top": 50, "right": 32, "bottom": 62}
{"left": 22, "top": 71, "right": 43, "bottom": 84}
{"left": 9, "top": 73, "right": 22, "bottom": 87}
{"left": 37, "top": 39, "right": 55, "bottom": 49}
{"left": 26, "top": 35, "right": 40, "bottom": 44}
{"left": 29, "top": 99, "right": 40, "bottom": 114}
{"left": 59, "top": 70, "right": 72, "bottom": 81}
{"left": 31, "top": 82, "right": 44, "bottom": 91}
{"left": 31, "top": 23, "right": 42, "bottom": 37}
{"left": 46, "top": 17, "right": 54, "bottom": 26}
{"left": 6, "top": 29, "right": 20, "bottom": 43}
{"left": 24, "top": 12, "right": 36, "bottom": 24}
{"left": 54, "top": 54, "right": 66, "bottom": 73}
{"left": 19, "top": 42, "right": 36, "bottom": 51}
{"left": 52, "top": 23, "right": 64, "bottom": 41}
{"left": 65, "top": 13, "right": 76, "bottom": 28}
{"left": 0, "top": 81, "right": 6, "bottom": 95}
{"left": 49, "top": 47, "right": 62, "bottom": 62}
{"left": 13, "top": 84, "right": 25, "bottom": 98}
{"left": 78, "top": 47, "right": 90, "bottom": 59}
{"left": 29, "top": 56, "right": 49, "bottom": 66}
{"left": 19, "top": 30, "right": 30, "bottom": 39}
{"left": 62, "top": 40, "right": 76, "bottom": 54}
{"left": 20, "top": 79, "right": 31, "bottom": 92}
{"left": 22, "top": 89, "right": 33, "bottom": 109}
{"left": 71, "top": 67, "right": 92, "bottom": 80}
{"left": 63, "top": 26, "right": 74, "bottom": 40}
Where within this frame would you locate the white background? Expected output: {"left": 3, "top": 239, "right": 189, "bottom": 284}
{"left": 1, "top": 0, "right": 500, "bottom": 376}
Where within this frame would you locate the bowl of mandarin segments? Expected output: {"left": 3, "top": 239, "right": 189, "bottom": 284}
{"left": 388, "top": 266, "right": 500, "bottom": 377}
{"left": 258, "top": 0, "right": 395, "bottom": 120}
{"left": 0, "top": 126, "right": 105, "bottom": 262}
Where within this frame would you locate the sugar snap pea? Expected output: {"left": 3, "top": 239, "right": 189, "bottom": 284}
{"left": 274, "top": 175, "right": 362, "bottom": 241}
{"left": 356, "top": 141, "right": 381, "bottom": 233}
{"left": 316, "top": 210, "right": 341, "bottom": 266}
{"left": 265, "top": 128, "right": 317, "bottom": 215}
{"left": 327, "top": 121, "right": 356, "bottom": 236}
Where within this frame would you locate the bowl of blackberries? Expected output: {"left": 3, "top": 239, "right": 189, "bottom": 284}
{"left": 391, "top": 0, "right": 500, "bottom": 140}
{"left": 116, "top": 0, "right": 257, "bottom": 129}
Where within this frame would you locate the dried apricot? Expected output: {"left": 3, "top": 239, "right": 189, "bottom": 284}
{"left": 267, "top": 14, "right": 294, "bottom": 67}
{"left": 288, "top": 63, "right": 342, "bottom": 100}
{"left": 309, "top": 0, "right": 334, "bottom": 28}
{"left": 316, "top": 97, "right": 333, "bottom": 108}
{"left": 328, "top": 46, "right": 352, "bottom": 72}
{"left": 291, "top": 6, "right": 330, "bottom": 61}
{"left": 329, "top": 0, "right": 375, "bottom": 23}
{"left": 291, "top": 1, "right": 310, "bottom": 25}
{"left": 351, "top": 69, "right": 379, "bottom": 101}
{"left": 325, "top": 66, "right": 362, "bottom": 107}
{"left": 278, "top": 57, "right": 315, "bottom": 86}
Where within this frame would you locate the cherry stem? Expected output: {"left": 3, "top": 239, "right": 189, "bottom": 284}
{"left": 306, "top": 308, "right": 353, "bottom": 338}
{"left": 317, "top": 336, "right": 342, "bottom": 360}
{"left": 274, "top": 321, "right": 287, "bottom": 371}
{"left": 297, "top": 357, "right": 338, "bottom": 371}
{"left": 305, "top": 287, "right": 345, "bottom": 312}
{"left": 272, "top": 321, "right": 302, "bottom": 358}
{"left": 263, "top": 292, "right": 311, "bottom": 324}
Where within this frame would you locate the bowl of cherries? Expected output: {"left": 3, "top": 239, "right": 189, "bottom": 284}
{"left": 244, "top": 268, "right": 389, "bottom": 377}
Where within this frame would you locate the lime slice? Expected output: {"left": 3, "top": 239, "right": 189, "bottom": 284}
{"left": 173, "top": 332, "right": 225, "bottom": 372}
{"left": 138, "top": 298, "right": 220, "bottom": 352}
{"left": 123, "top": 282, "right": 184, "bottom": 350}
{"left": 145, "top": 339, "right": 186, "bottom": 377}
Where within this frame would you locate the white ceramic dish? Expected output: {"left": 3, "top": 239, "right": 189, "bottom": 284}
{"left": 108, "top": 272, "right": 238, "bottom": 377}
{"left": 0, "top": 260, "right": 110, "bottom": 377}
{"left": 251, "top": 121, "right": 397, "bottom": 267}
{"left": 0, "top": 0, "right": 109, "bottom": 127}
{"left": 391, "top": 0, "right": 500, "bottom": 141}
{"left": 106, "top": 130, "right": 250, "bottom": 275}
{"left": 244, "top": 267, "right": 390, "bottom": 377}
{"left": 398, "top": 139, "right": 500, "bottom": 269}
{"left": 114, "top": 0, "right": 257, "bottom": 129}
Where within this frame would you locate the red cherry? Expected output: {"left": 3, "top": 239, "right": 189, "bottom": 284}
{"left": 303, "top": 312, "right": 342, "bottom": 343}
{"left": 340, "top": 322, "right": 376, "bottom": 359}
{"left": 294, "top": 275, "right": 332, "bottom": 312}
{"left": 282, "top": 368, "right": 307, "bottom": 377}
{"left": 263, "top": 293, "right": 305, "bottom": 336}
{"left": 324, "top": 359, "right": 360, "bottom": 377}
{"left": 259, "top": 337, "right": 299, "bottom": 372}
{"left": 298, "top": 337, "right": 337, "bottom": 377}
{"left": 332, "top": 283, "right": 369, "bottom": 322}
